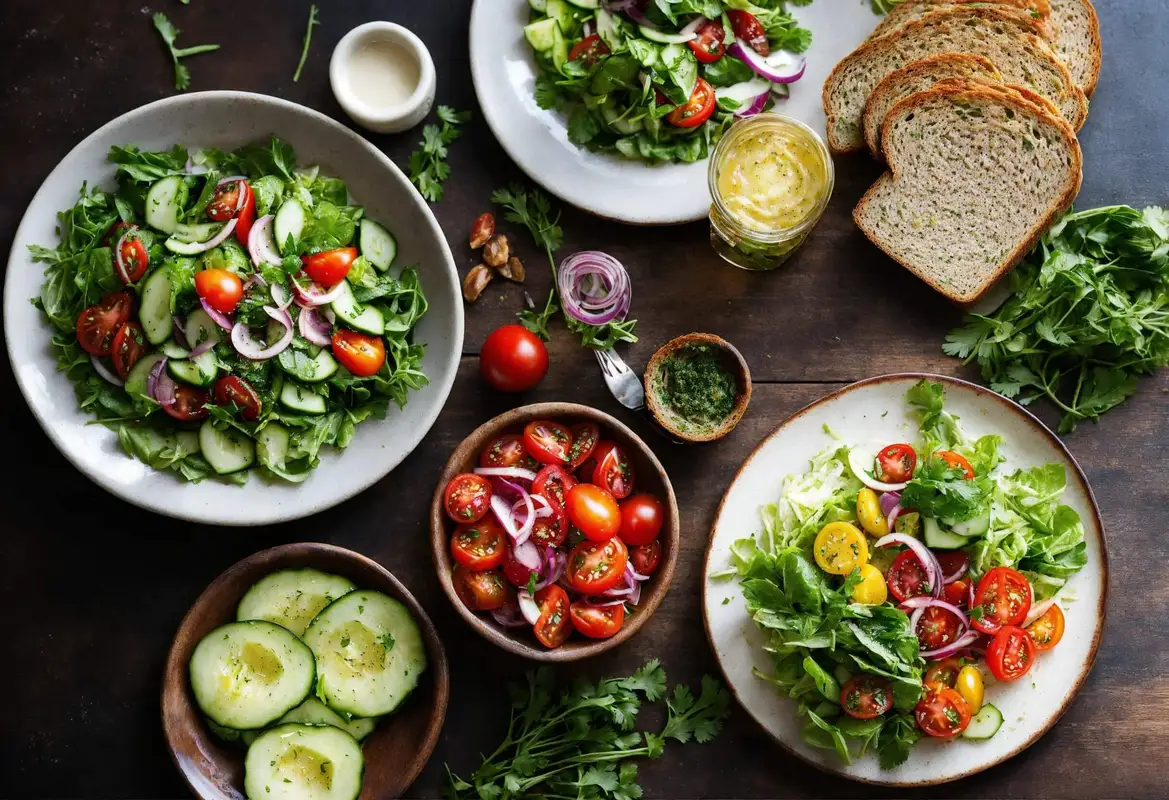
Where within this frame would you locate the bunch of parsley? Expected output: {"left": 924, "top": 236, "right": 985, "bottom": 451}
{"left": 408, "top": 106, "right": 472, "bottom": 203}
{"left": 445, "top": 660, "right": 730, "bottom": 800}
{"left": 944, "top": 205, "right": 1169, "bottom": 432}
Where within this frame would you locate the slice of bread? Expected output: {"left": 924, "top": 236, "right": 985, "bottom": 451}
{"left": 854, "top": 83, "right": 1082, "bottom": 305}
{"left": 870, "top": 0, "right": 1056, "bottom": 42}
{"left": 822, "top": 7, "right": 1086, "bottom": 152}
{"left": 862, "top": 53, "right": 1003, "bottom": 158}
{"left": 931, "top": 76, "right": 1063, "bottom": 117}
{"left": 1049, "top": 0, "right": 1102, "bottom": 95}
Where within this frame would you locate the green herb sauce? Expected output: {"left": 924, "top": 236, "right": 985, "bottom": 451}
{"left": 656, "top": 345, "right": 737, "bottom": 428}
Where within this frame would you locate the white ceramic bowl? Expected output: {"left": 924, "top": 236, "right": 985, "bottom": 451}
{"left": 469, "top": 0, "right": 880, "bottom": 224}
{"left": 330, "top": 22, "right": 437, "bottom": 134}
{"left": 704, "top": 374, "right": 1107, "bottom": 785}
{"left": 4, "top": 91, "right": 463, "bottom": 525}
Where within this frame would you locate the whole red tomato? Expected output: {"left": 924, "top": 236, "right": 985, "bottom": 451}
{"left": 480, "top": 324, "right": 548, "bottom": 392}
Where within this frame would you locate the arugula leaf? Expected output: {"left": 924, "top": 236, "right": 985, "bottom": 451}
{"left": 152, "top": 12, "right": 220, "bottom": 91}
{"left": 408, "top": 106, "right": 471, "bottom": 202}
{"left": 293, "top": 4, "right": 320, "bottom": 82}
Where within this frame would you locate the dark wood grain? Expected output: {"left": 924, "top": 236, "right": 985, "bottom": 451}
{"left": 1, "top": 1, "right": 1168, "bottom": 798}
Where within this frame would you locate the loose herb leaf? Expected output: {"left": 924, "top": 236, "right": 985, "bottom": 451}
{"left": 293, "top": 4, "right": 320, "bottom": 82}
{"left": 152, "top": 12, "right": 220, "bottom": 91}
{"left": 408, "top": 106, "right": 471, "bottom": 203}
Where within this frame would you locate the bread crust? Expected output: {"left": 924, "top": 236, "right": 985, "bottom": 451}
{"left": 1052, "top": 0, "right": 1102, "bottom": 96}
{"left": 871, "top": 0, "right": 1056, "bottom": 42}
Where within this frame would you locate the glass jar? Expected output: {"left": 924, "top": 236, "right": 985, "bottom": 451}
{"left": 707, "top": 113, "right": 835, "bottom": 271}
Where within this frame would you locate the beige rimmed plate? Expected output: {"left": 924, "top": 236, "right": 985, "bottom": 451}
{"left": 702, "top": 374, "right": 1107, "bottom": 786}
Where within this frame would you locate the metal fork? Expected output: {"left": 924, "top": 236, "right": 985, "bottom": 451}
{"left": 594, "top": 348, "right": 645, "bottom": 411}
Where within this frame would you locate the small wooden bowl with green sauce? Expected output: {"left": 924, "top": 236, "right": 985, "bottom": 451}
{"left": 644, "top": 333, "right": 752, "bottom": 443}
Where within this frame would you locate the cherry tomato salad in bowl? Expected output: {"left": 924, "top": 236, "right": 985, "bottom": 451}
{"left": 28, "top": 137, "right": 428, "bottom": 484}
{"left": 431, "top": 403, "right": 678, "bottom": 660}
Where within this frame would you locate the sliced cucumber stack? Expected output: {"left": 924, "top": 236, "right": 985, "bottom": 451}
{"left": 274, "top": 698, "right": 379, "bottom": 742}
{"left": 237, "top": 569, "right": 357, "bottom": 637}
{"left": 189, "top": 620, "right": 315, "bottom": 730}
{"left": 303, "top": 590, "right": 428, "bottom": 718}
{"left": 243, "top": 723, "right": 364, "bottom": 800}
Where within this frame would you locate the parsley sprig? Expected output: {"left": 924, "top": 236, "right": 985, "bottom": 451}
{"left": 408, "top": 106, "right": 472, "bottom": 203}
{"left": 152, "top": 12, "right": 219, "bottom": 92}
{"left": 445, "top": 660, "right": 730, "bottom": 800}
{"left": 293, "top": 4, "right": 320, "bottom": 83}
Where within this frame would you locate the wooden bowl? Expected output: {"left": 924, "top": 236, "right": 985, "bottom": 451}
{"left": 161, "top": 543, "right": 449, "bottom": 799}
{"left": 430, "top": 402, "right": 680, "bottom": 661}
{"left": 644, "top": 332, "right": 752, "bottom": 443}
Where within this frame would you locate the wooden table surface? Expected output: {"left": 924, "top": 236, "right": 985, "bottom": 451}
{"left": 2, "top": 1, "right": 1167, "bottom": 798}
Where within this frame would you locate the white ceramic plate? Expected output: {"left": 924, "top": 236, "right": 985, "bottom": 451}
{"left": 703, "top": 374, "right": 1107, "bottom": 786}
{"left": 4, "top": 92, "right": 463, "bottom": 526}
{"left": 469, "top": 0, "right": 880, "bottom": 224}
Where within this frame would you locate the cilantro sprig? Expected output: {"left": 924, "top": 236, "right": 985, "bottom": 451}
{"left": 152, "top": 12, "right": 220, "bottom": 92}
{"left": 445, "top": 660, "right": 730, "bottom": 800}
{"left": 293, "top": 4, "right": 320, "bottom": 83}
{"left": 408, "top": 106, "right": 471, "bottom": 203}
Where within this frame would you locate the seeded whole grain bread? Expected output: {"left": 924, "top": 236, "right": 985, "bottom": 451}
{"left": 1049, "top": 0, "right": 1102, "bottom": 95}
{"left": 870, "top": 0, "right": 1056, "bottom": 42}
{"left": 853, "top": 83, "right": 1083, "bottom": 305}
{"left": 862, "top": 53, "right": 1003, "bottom": 158}
{"left": 822, "top": 7, "right": 1086, "bottom": 152}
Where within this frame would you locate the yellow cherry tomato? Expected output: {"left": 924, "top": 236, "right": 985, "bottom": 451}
{"left": 955, "top": 664, "right": 984, "bottom": 714}
{"left": 856, "top": 488, "right": 889, "bottom": 536}
{"left": 851, "top": 563, "right": 888, "bottom": 605}
{"left": 814, "top": 522, "right": 870, "bottom": 575}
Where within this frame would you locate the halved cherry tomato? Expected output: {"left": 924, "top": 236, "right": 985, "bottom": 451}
{"left": 115, "top": 231, "right": 149, "bottom": 282}
{"left": 452, "top": 566, "right": 508, "bottom": 611}
{"left": 443, "top": 473, "right": 492, "bottom": 523}
{"left": 666, "top": 77, "right": 716, "bottom": 128}
{"left": 213, "top": 375, "right": 262, "bottom": 421}
{"left": 480, "top": 434, "right": 537, "bottom": 470}
{"left": 618, "top": 493, "right": 663, "bottom": 546}
{"left": 840, "top": 674, "right": 894, "bottom": 720}
{"left": 480, "top": 324, "right": 548, "bottom": 392}
{"left": 986, "top": 625, "right": 1036, "bottom": 681}
{"left": 162, "top": 384, "right": 211, "bottom": 421}
{"left": 630, "top": 540, "right": 662, "bottom": 576}
{"left": 944, "top": 578, "right": 970, "bottom": 609}
{"left": 523, "top": 420, "right": 573, "bottom": 465}
{"left": 110, "top": 322, "right": 146, "bottom": 379}
{"left": 567, "top": 422, "right": 600, "bottom": 469}
{"left": 569, "top": 601, "right": 625, "bottom": 639}
{"left": 533, "top": 465, "right": 577, "bottom": 509}
{"left": 332, "top": 329, "right": 386, "bottom": 377}
{"left": 502, "top": 545, "right": 540, "bottom": 588}
{"left": 568, "top": 33, "right": 609, "bottom": 65}
{"left": 916, "top": 606, "right": 963, "bottom": 651}
{"left": 104, "top": 221, "right": 137, "bottom": 247}
{"left": 207, "top": 179, "right": 244, "bottom": 221}
{"left": 531, "top": 515, "right": 566, "bottom": 548}
{"left": 301, "top": 247, "right": 358, "bottom": 286}
{"left": 876, "top": 443, "right": 917, "bottom": 483}
{"left": 194, "top": 268, "right": 244, "bottom": 314}
{"left": 886, "top": 549, "right": 931, "bottom": 602}
{"left": 451, "top": 520, "right": 507, "bottom": 571}
{"left": 936, "top": 551, "right": 969, "bottom": 582}
{"left": 1026, "top": 603, "right": 1065, "bottom": 651}
{"left": 727, "top": 9, "right": 769, "bottom": 55}
{"left": 972, "top": 567, "right": 1032, "bottom": 635}
{"left": 936, "top": 450, "right": 976, "bottom": 479}
{"left": 565, "top": 537, "right": 628, "bottom": 595}
{"left": 915, "top": 685, "right": 971, "bottom": 738}
{"left": 592, "top": 440, "right": 635, "bottom": 498}
{"left": 533, "top": 585, "right": 572, "bottom": 648}
{"left": 687, "top": 19, "right": 726, "bottom": 63}
{"left": 566, "top": 484, "right": 621, "bottom": 542}
{"left": 234, "top": 181, "right": 256, "bottom": 243}
{"left": 923, "top": 657, "right": 962, "bottom": 689}
{"left": 76, "top": 293, "right": 133, "bottom": 356}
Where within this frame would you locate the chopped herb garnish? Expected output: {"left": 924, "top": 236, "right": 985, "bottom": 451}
{"left": 293, "top": 4, "right": 320, "bottom": 83}
{"left": 407, "top": 106, "right": 471, "bottom": 203}
{"left": 152, "top": 12, "right": 220, "bottom": 91}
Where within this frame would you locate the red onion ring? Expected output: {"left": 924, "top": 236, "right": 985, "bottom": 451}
{"left": 885, "top": 502, "right": 903, "bottom": 533}
{"left": 90, "top": 356, "right": 123, "bottom": 387}
{"left": 230, "top": 306, "right": 294, "bottom": 360}
{"left": 247, "top": 215, "right": 282, "bottom": 267}
{"left": 920, "top": 630, "right": 980, "bottom": 661}
{"left": 517, "top": 590, "right": 541, "bottom": 625}
{"left": 298, "top": 306, "right": 333, "bottom": 346}
{"left": 901, "top": 596, "right": 970, "bottom": 630}
{"left": 874, "top": 533, "right": 942, "bottom": 598}
{"left": 558, "top": 251, "right": 632, "bottom": 327}
{"left": 270, "top": 283, "right": 293, "bottom": 311}
{"left": 727, "top": 40, "right": 807, "bottom": 84}
{"left": 491, "top": 603, "right": 529, "bottom": 628}
{"left": 291, "top": 277, "right": 346, "bottom": 307}
{"left": 879, "top": 491, "right": 901, "bottom": 517}
{"left": 532, "top": 548, "right": 566, "bottom": 592}
{"left": 678, "top": 15, "right": 705, "bottom": 37}
{"left": 190, "top": 340, "right": 216, "bottom": 357}
{"left": 734, "top": 89, "right": 771, "bottom": 118}
{"left": 628, "top": 580, "right": 642, "bottom": 606}
{"left": 199, "top": 298, "right": 234, "bottom": 331}
{"left": 178, "top": 218, "right": 238, "bottom": 254}
{"left": 148, "top": 358, "right": 176, "bottom": 406}
{"left": 475, "top": 466, "right": 539, "bottom": 482}
{"left": 113, "top": 228, "right": 135, "bottom": 283}
{"left": 172, "top": 314, "right": 187, "bottom": 340}
{"left": 217, "top": 176, "right": 249, "bottom": 213}
{"left": 513, "top": 539, "right": 542, "bottom": 571}
{"left": 628, "top": 564, "right": 651, "bottom": 583}
{"left": 942, "top": 560, "right": 968, "bottom": 585}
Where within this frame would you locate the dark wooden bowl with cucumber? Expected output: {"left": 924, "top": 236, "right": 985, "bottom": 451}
{"left": 644, "top": 333, "right": 752, "bottom": 443}
{"left": 161, "top": 542, "right": 449, "bottom": 800}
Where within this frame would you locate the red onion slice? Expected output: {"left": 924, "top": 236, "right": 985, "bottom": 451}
{"left": 1022, "top": 598, "right": 1057, "bottom": 628}
{"left": 173, "top": 314, "right": 187, "bottom": 339}
{"left": 270, "top": 282, "right": 293, "bottom": 311}
{"left": 199, "top": 298, "right": 234, "bottom": 331}
{"left": 113, "top": 228, "right": 135, "bottom": 283}
{"left": 247, "top": 214, "right": 282, "bottom": 267}
{"left": 291, "top": 277, "right": 346, "bottom": 307}
{"left": 513, "top": 539, "right": 542, "bottom": 571}
{"left": 558, "top": 251, "right": 632, "bottom": 327}
{"left": 530, "top": 494, "right": 554, "bottom": 518}
{"left": 230, "top": 307, "right": 293, "bottom": 361}
{"left": 298, "top": 307, "right": 333, "bottom": 346}
{"left": 874, "top": 533, "right": 942, "bottom": 598}
{"left": 727, "top": 40, "right": 807, "bottom": 84}
{"left": 628, "top": 564, "right": 651, "bottom": 583}
{"left": 678, "top": 15, "right": 705, "bottom": 37}
{"left": 885, "top": 502, "right": 903, "bottom": 533}
{"left": 879, "top": 492, "right": 901, "bottom": 517}
{"left": 475, "top": 466, "right": 539, "bottom": 482}
{"left": 735, "top": 89, "right": 771, "bottom": 118}
{"left": 491, "top": 603, "right": 529, "bottom": 629}
{"left": 920, "top": 630, "right": 980, "bottom": 661}
{"left": 532, "top": 548, "right": 566, "bottom": 591}
{"left": 628, "top": 580, "right": 642, "bottom": 606}
{"left": 584, "top": 597, "right": 628, "bottom": 607}
{"left": 217, "top": 175, "right": 249, "bottom": 213}
{"left": 190, "top": 340, "right": 216, "bottom": 357}
{"left": 517, "top": 590, "right": 541, "bottom": 625}
{"left": 90, "top": 356, "right": 124, "bottom": 387}
{"left": 176, "top": 218, "right": 238, "bottom": 254}
{"left": 148, "top": 358, "right": 176, "bottom": 406}
{"left": 901, "top": 596, "right": 970, "bottom": 630}
{"left": 942, "top": 560, "right": 968, "bottom": 585}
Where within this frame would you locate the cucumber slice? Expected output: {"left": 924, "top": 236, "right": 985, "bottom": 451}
{"left": 198, "top": 420, "right": 256, "bottom": 475}
{"left": 244, "top": 724, "right": 364, "bottom": 800}
{"left": 359, "top": 219, "right": 398, "bottom": 271}
{"left": 273, "top": 198, "right": 307, "bottom": 254}
{"left": 601, "top": 100, "right": 643, "bottom": 134}
{"left": 165, "top": 236, "right": 214, "bottom": 256}
{"left": 595, "top": 8, "right": 623, "bottom": 51}
{"left": 158, "top": 339, "right": 191, "bottom": 359}
{"left": 949, "top": 509, "right": 991, "bottom": 538}
{"left": 302, "top": 590, "right": 428, "bottom": 718}
{"left": 237, "top": 568, "right": 357, "bottom": 637}
{"left": 167, "top": 350, "right": 219, "bottom": 388}
{"left": 173, "top": 221, "right": 223, "bottom": 243}
{"left": 125, "top": 352, "right": 167, "bottom": 400}
{"left": 139, "top": 268, "right": 175, "bottom": 345}
{"left": 276, "top": 698, "right": 379, "bottom": 742}
{"left": 962, "top": 703, "right": 1004, "bottom": 739}
{"left": 189, "top": 620, "right": 315, "bottom": 730}
{"left": 256, "top": 423, "right": 291, "bottom": 468}
{"left": 528, "top": 0, "right": 547, "bottom": 10}
{"left": 923, "top": 517, "right": 972, "bottom": 550}
{"left": 640, "top": 24, "right": 694, "bottom": 44}
{"left": 551, "top": 21, "right": 569, "bottom": 73}
{"left": 524, "top": 17, "right": 559, "bottom": 53}
{"left": 184, "top": 308, "right": 223, "bottom": 351}
{"left": 176, "top": 429, "right": 201, "bottom": 455}
{"left": 205, "top": 717, "right": 243, "bottom": 744}
{"left": 545, "top": 0, "right": 572, "bottom": 31}
{"left": 330, "top": 281, "right": 385, "bottom": 336}
{"left": 145, "top": 175, "right": 186, "bottom": 235}
{"left": 278, "top": 348, "right": 339, "bottom": 384}
{"left": 280, "top": 382, "right": 327, "bottom": 414}
{"left": 565, "top": 0, "right": 598, "bottom": 7}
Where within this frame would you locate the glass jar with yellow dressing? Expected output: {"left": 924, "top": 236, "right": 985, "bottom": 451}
{"left": 707, "top": 113, "right": 834, "bottom": 271}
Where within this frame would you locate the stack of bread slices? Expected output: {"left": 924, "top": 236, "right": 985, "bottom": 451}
{"left": 822, "top": 0, "right": 1101, "bottom": 305}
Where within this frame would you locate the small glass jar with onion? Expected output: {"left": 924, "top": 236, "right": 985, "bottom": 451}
{"left": 707, "top": 113, "right": 835, "bottom": 271}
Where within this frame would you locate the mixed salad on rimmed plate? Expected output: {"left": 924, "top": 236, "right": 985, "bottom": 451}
{"left": 718, "top": 380, "right": 1088, "bottom": 768}
{"left": 30, "top": 137, "right": 428, "bottom": 484}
